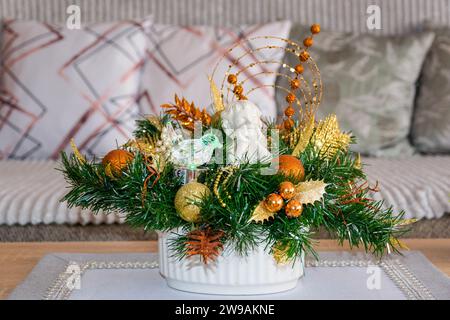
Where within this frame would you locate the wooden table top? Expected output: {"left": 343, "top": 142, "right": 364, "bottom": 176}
{"left": 0, "top": 239, "right": 449, "bottom": 300}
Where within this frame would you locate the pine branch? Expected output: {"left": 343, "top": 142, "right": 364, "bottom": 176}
{"left": 60, "top": 124, "right": 409, "bottom": 263}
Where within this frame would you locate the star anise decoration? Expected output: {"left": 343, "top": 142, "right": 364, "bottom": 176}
{"left": 186, "top": 227, "right": 224, "bottom": 264}
{"left": 161, "top": 94, "right": 211, "bottom": 131}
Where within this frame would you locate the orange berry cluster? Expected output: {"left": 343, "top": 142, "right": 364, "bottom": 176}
{"left": 264, "top": 181, "right": 303, "bottom": 218}
{"left": 283, "top": 24, "right": 320, "bottom": 131}
{"left": 227, "top": 74, "right": 247, "bottom": 100}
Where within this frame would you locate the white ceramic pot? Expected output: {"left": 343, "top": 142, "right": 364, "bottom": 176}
{"left": 158, "top": 230, "right": 304, "bottom": 295}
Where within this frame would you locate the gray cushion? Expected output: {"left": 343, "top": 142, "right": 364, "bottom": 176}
{"left": 276, "top": 25, "right": 434, "bottom": 157}
{"left": 412, "top": 27, "right": 450, "bottom": 153}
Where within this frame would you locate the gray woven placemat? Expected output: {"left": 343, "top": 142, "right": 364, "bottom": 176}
{"left": 7, "top": 251, "right": 450, "bottom": 300}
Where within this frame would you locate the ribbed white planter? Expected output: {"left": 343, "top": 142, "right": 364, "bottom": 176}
{"left": 158, "top": 230, "right": 304, "bottom": 295}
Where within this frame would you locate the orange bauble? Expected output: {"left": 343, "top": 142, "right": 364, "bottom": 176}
{"left": 233, "top": 85, "right": 244, "bottom": 95}
{"left": 102, "top": 149, "right": 134, "bottom": 174}
{"left": 277, "top": 155, "right": 305, "bottom": 181}
{"left": 290, "top": 79, "right": 300, "bottom": 90}
{"left": 285, "top": 93, "right": 296, "bottom": 104}
{"left": 294, "top": 64, "right": 304, "bottom": 74}
{"left": 278, "top": 181, "right": 296, "bottom": 200}
{"left": 311, "top": 24, "right": 321, "bottom": 34}
{"left": 284, "top": 106, "right": 295, "bottom": 117}
{"left": 303, "top": 37, "right": 313, "bottom": 47}
{"left": 299, "top": 51, "right": 310, "bottom": 62}
{"left": 265, "top": 193, "right": 284, "bottom": 213}
{"left": 285, "top": 200, "right": 303, "bottom": 218}
{"left": 227, "top": 74, "right": 237, "bottom": 84}
{"left": 283, "top": 118, "right": 294, "bottom": 130}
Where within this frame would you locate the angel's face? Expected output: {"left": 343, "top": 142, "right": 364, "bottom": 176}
{"left": 221, "top": 100, "right": 263, "bottom": 134}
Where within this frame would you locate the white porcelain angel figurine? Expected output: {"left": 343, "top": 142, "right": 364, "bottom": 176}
{"left": 221, "top": 100, "right": 271, "bottom": 164}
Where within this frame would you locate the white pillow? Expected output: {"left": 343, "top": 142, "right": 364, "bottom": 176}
{"left": 139, "top": 21, "right": 291, "bottom": 120}
{"left": 0, "top": 20, "right": 149, "bottom": 159}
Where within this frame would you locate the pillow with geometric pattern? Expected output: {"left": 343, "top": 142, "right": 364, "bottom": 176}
{"left": 138, "top": 21, "right": 291, "bottom": 120}
{"left": 0, "top": 19, "right": 149, "bottom": 160}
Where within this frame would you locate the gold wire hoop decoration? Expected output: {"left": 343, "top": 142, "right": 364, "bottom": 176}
{"left": 209, "top": 35, "right": 322, "bottom": 121}
{"left": 236, "top": 71, "right": 308, "bottom": 112}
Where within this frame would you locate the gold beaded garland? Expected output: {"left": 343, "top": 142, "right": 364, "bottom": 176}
{"left": 213, "top": 167, "right": 235, "bottom": 208}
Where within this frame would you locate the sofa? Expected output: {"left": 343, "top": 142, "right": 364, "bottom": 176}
{"left": 0, "top": 0, "right": 449, "bottom": 231}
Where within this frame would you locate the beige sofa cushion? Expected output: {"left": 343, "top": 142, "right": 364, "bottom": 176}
{"left": 277, "top": 25, "right": 434, "bottom": 157}
{"left": 412, "top": 27, "right": 450, "bottom": 153}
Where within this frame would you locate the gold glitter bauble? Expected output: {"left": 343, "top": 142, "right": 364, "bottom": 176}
{"left": 285, "top": 199, "right": 303, "bottom": 218}
{"left": 265, "top": 193, "right": 284, "bottom": 213}
{"left": 102, "top": 149, "right": 134, "bottom": 174}
{"left": 278, "top": 181, "right": 296, "bottom": 200}
{"left": 174, "top": 182, "right": 210, "bottom": 222}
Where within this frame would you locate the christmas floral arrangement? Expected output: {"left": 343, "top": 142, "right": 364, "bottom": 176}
{"left": 60, "top": 24, "right": 411, "bottom": 267}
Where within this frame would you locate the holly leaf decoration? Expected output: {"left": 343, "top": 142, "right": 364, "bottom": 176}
{"left": 249, "top": 201, "right": 278, "bottom": 223}
{"left": 293, "top": 179, "right": 327, "bottom": 205}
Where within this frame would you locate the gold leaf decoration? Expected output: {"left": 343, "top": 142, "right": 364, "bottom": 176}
{"left": 291, "top": 115, "right": 315, "bottom": 157}
{"left": 293, "top": 179, "right": 327, "bottom": 205}
{"left": 124, "top": 139, "right": 167, "bottom": 172}
{"left": 124, "top": 139, "right": 157, "bottom": 156}
{"left": 390, "top": 236, "right": 409, "bottom": 250}
{"left": 311, "top": 114, "right": 351, "bottom": 159}
{"left": 354, "top": 153, "right": 362, "bottom": 170}
{"left": 209, "top": 76, "right": 224, "bottom": 114}
{"left": 146, "top": 115, "right": 163, "bottom": 131}
{"left": 104, "top": 163, "right": 116, "bottom": 179}
{"left": 161, "top": 94, "right": 212, "bottom": 131}
{"left": 249, "top": 201, "right": 278, "bottom": 223}
{"left": 272, "top": 242, "right": 290, "bottom": 265}
{"left": 398, "top": 218, "right": 417, "bottom": 226}
{"left": 70, "top": 138, "right": 85, "bottom": 163}
{"left": 151, "top": 153, "right": 166, "bottom": 172}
